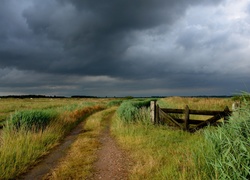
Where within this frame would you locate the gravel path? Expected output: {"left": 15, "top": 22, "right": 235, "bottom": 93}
{"left": 89, "top": 113, "right": 129, "bottom": 180}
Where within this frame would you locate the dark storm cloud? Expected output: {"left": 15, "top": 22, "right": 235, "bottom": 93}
{"left": 1, "top": 0, "right": 249, "bottom": 96}
{"left": 0, "top": 0, "right": 223, "bottom": 77}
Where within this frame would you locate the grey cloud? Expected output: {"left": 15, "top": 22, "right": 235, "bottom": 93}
{"left": 18, "top": 0, "right": 223, "bottom": 77}
{"left": 2, "top": 0, "right": 249, "bottom": 97}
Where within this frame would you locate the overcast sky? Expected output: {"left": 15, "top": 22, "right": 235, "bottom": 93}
{"left": 0, "top": 0, "right": 250, "bottom": 97}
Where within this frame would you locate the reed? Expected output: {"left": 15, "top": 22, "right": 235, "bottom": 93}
{"left": 197, "top": 99, "right": 250, "bottom": 179}
{"left": 8, "top": 109, "right": 58, "bottom": 130}
{"left": 116, "top": 99, "right": 151, "bottom": 123}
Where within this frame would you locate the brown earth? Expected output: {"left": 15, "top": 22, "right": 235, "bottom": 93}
{"left": 88, "top": 113, "right": 129, "bottom": 180}
{"left": 19, "top": 110, "right": 129, "bottom": 180}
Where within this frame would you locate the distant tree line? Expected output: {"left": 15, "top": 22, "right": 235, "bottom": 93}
{"left": 0, "top": 95, "right": 98, "bottom": 99}
{"left": 0, "top": 95, "right": 234, "bottom": 99}
{"left": 71, "top": 95, "right": 98, "bottom": 98}
{"left": 0, "top": 95, "right": 66, "bottom": 99}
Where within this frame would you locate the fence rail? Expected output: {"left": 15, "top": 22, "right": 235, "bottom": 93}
{"left": 150, "top": 101, "right": 232, "bottom": 132}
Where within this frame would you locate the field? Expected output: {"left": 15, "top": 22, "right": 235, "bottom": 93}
{"left": 0, "top": 97, "right": 110, "bottom": 179}
{"left": 0, "top": 96, "right": 249, "bottom": 179}
{"left": 0, "top": 98, "right": 108, "bottom": 123}
{"left": 112, "top": 96, "right": 250, "bottom": 179}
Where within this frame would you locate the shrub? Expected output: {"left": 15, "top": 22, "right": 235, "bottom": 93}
{"left": 8, "top": 109, "right": 58, "bottom": 130}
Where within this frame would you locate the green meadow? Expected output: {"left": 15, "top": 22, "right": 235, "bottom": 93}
{"left": 0, "top": 95, "right": 249, "bottom": 179}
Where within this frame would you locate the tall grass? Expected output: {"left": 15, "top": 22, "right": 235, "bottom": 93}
{"left": 8, "top": 109, "right": 58, "bottom": 130}
{"left": 197, "top": 99, "right": 250, "bottom": 179}
{"left": 112, "top": 107, "right": 204, "bottom": 179}
{"left": 0, "top": 124, "right": 63, "bottom": 179}
{"left": 116, "top": 99, "right": 151, "bottom": 123}
{"left": 0, "top": 105, "right": 104, "bottom": 179}
{"left": 112, "top": 96, "right": 250, "bottom": 179}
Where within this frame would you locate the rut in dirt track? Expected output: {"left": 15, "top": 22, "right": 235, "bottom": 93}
{"left": 20, "top": 119, "right": 88, "bottom": 180}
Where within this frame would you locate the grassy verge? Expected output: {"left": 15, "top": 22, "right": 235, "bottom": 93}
{"left": 112, "top": 96, "right": 250, "bottom": 179}
{"left": 46, "top": 107, "right": 116, "bottom": 179}
{"left": 111, "top": 107, "right": 205, "bottom": 179}
{"left": 0, "top": 104, "right": 105, "bottom": 179}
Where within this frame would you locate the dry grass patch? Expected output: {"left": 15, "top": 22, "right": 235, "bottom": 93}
{"left": 158, "top": 96, "right": 233, "bottom": 110}
{"left": 111, "top": 109, "right": 205, "bottom": 180}
{"left": 157, "top": 97, "right": 233, "bottom": 121}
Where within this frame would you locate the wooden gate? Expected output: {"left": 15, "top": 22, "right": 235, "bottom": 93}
{"left": 150, "top": 101, "right": 232, "bottom": 132}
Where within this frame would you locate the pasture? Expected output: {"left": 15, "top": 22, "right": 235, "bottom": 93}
{"left": 0, "top": 96, "right": 249, "bottom": 179}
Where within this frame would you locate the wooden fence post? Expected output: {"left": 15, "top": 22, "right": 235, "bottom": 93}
{"left": 184, "top": 105, "right": 190, "bottom": 131}
{"left": 156, "top": 104, "right": 160, "bottom": 124}
{"left": 232, "top": 101, "right": 241, "bottom": 111}
{"left": 150, "top": 101, "right": 156, "bottom": 124}
{"left": 224, "top": 106, "right": 230, "bottom": 122}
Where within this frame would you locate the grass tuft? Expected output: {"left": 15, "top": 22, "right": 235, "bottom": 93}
{"left": 8, "top": 109, "right": 58, "bottom": 131}
{"left": 116, "top": 99, "right": 151, "bottom": 123}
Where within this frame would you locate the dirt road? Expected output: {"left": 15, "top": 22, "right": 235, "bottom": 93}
{"left": 20, "top": 109, "right": 129, "bottom": 180}
{"left": 89, "top": 113, "right": 129, "bottom": 180}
